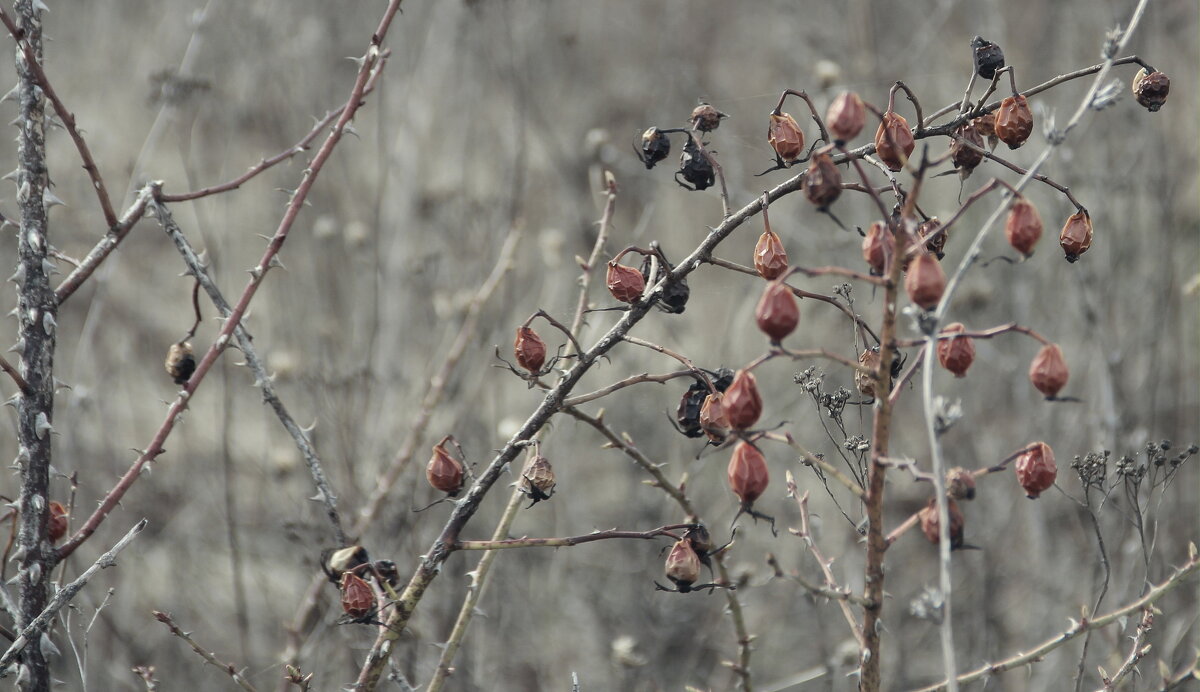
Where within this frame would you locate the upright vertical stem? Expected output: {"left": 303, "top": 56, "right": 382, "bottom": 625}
{"left": 12, "top": 1, "right": 54, "bottom": 689}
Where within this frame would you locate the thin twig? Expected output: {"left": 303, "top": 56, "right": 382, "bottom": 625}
{"left": 562, "top": 370, "right": 693, "bottom": 407}
{"left": 566, "top": 173, "right": 618, "bottom": 358}
{"left": 153, "top": 611, "right": 258, "bottom": 692}
{"left": 453, "top": 524, "right": 695, "bottom": 551}
{"left": 0, "top": 353, "right": 29, "bottom": 396}
{"left": 54, "top": 185, "right": 155, "bottom": 306}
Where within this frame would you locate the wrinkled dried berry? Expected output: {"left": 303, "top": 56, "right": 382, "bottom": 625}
{"left": 874, "top": 112, "right": 915, "bottom": 171}
{"left": 936, "top": 323, "right": 975, "bottom": 377}
{"left": 340, "top": 572, "right": 375, "bottom": 619}
{"left": 519, "top": 453, "right": 557, "bottom": 505}
{"left": 676, "top": 370, "right": 733, "bottom": 438}
{"left": 755, "top": 281, "right": 800, "bottom": 343}
{"left": 971, "top": 36, "right": 1005, "bottom": 80}
{"left": 606, "top": 260, "right": 646, "bottom": 303}
{"left": 691, "top": 103, "right": 726, "bottom": 132}
{"left": 826, "top": 91, "right": 865, "bottom": 143}
{"left": 513, "top": 326, "right": 547, "bottom": 373}
{"left": 676, "top": 136, "right": 715, "bottom": 190}
{"left": 426, "top": 437, "right": 465, "bottom": 496}
{"left": 950, "top": 122, "right": 985, "bottom": 174}
{"left": 723, "top": 369, "right": 763, "bottom": 430}
{"left": 1059, "top": 210, "right": 1093, "bottom": 262}
{"left": 905, "top": 252, "right": 946, "bottom": 310}
{"left": 754, "top": 228, "right": 789, "bottom": 280}
{"left": 1132, "top": 69, "right": 1170, "bottom": 112}
{"left": 995, "top": 94, "right": 1033, "bottom": 149}
{"left": 946, "top": 467, "right": 976, "bottom": 501}
{"left": 1005, "top": 197, "right": 1043, "bottom": 257}
{"left": 856, "top": 348, "right": 881, "bottom": 398}
{"left": 804, "top": 152, "right": 842, "bottom": 209}
{"left": 1029, "top": 343, "right": 1068, "bottom": 398}
{"left": 1015, "top": 441, "right": 1057, "bottom": 498}
{"left": 728, "top": 441, "right": 770, "bottom": 505}
{"left": 637, "top": 127, "right": 670, "bottom": 169}
{"left": 699, "top": 391, "right": 731, "bottom": 443}
{"left": 919, "top": 217, "right": 947, "bottom": 260}
{"left": 768, "top": 112, "right": 805, "bottom": 163}
{"left": 47, "top": 501, "right": 68, "bottom": 543}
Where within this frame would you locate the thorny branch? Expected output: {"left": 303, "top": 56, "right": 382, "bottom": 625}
{"left": 153, "top": 611, "right": 258, "bottom": 692}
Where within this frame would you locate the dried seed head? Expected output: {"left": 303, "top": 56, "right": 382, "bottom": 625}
{"left": 1015, "top": 441, "right": 1057, "bottom": 498}
{"left": 699, "top": 392, "right": 730, "bottom": 444}
{"left": 638, "top": 127, "right": 670, "bottom": 169}
{"left": 946, "top": 467, "right": 976, "bottom": 501}
{"left": 164, "top": 342, "right": 196, "bottom": 386}
{"left": 1132, "top": 69, "right": 1170, "bottom": 112}
{"left": 513, "top": 326, "right": 547, "bottom": 373}
{"left": 340, "top": 572, "right": 375, "bottom": 619}
{"left": 1059, "top": 210, "right": 1093, "bottom": 262}
{"left": 723, "top": 369, "right": 763, "bottom": 430}
{"left": 874, "top": 112, "right": 915, "bottom": 171}
{"left": 664, "top": 538, "right": 701, "bottom": 589}
{"left": 936, "top": 323, "right": 975, "bottom": 378}
{"left": 754, "top": 228, "right": 789, "bottom": 281}
{"left": 691, "top": 103, "right": 725, "bottom": 132}
{"left": 324, "top": 545, "right": 370, "bottom": 582}
{"left": 768, "top": 112, "right": 805, "bottom": 162}
{"left": 950, "top": 122, "right": 985, "bottom": 174}
{"left": 919, "top": 497, "right": 965, "bottom": 548}
{"left": 1029, "top": 343, "right": 1068, "bottom": 398}
{"left": 1005, "top": 197, "right": 1043, "bottom": 257}
{"left": 862, "top": 221, "right": 888, "bottom": 275}
{"left": 677, "top": 137, "right": 715, "bottom": 190}
{"left": 426, "top": 438, "right": 465, "bottom": 496}
{"left": 606, "top": 260, "right": 646, "bottom": 303}
{"left": 856, "top": 348, "right": 881, "bottom": 398}
{"left": 47, "top": 501, "right": 68, "bottom": 543}
{"left": 519, "top": 453, "right": 557, "bottom": 505}
{"left": 826, "top": 91, "right": 865, "bottom": 143}
{"left": 755, "top": 281, "right": 800, "bottom": 343}
{"left": 804, "top": 152, "right": 843, "bottom": 210}
{"left": 995, "top": 94, "right": 1033, "bottom": 149}
{"left": 904, "top": 252, "right": 946, "bottom": 310}
{"left": 971, "top": 36, "right": 1005, "bottom": 80}
{"left": 919, "top": 217, "right": 947, "bottom": 260}
{"left": 728, "top": 441, "right": 770, "bottom": 505}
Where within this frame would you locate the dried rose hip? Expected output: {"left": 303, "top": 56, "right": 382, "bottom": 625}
{"left": 862, "top": 221, "right": 887, "bottom": 275}
{"left": 919, "top": 497, "right": 965, "bottom": 548}
{"left": 676, "top": 136, "right": 715, "bottom": 191}
{"left": 856, "top": 348, "right": 880, "bottom": 398}
{"left": 971, "top": 36, "right": 1005, "bottom": 80}
{"left": 946, "top": 467, "right": 976, "bottom": 501}
{"left": 905, "top": 252, "right": 946, "bottom": 310}
{"left": 699, "top": 391, "right": 731, "bottom": 444}
{"left": 950, "top": 122, "right": 985, "bottom": 175}
{"left": 1015, "top": 441, "right": 1057, "bottom": 498}
{"left": 826, "top": 91, "right": 865, "bottom": 143}
{"left": 974, "top": 111, "right": 996, "bottom": 138}
{"left": 519, "top": 453, "right": 557, "bottom": 505}
{"left": 1005, "top": 197, "right": 1043, "bottom": 257}
{"left": 995, "top": 94, "right": 1033, "bottom": 149}
{"left": 664, "top": 538, "right": 702, "bottom": 590}
{"left": 936, "top": 322, "right": 975, "bottom": 377}
{"left": 804, "top": 152, "right": 842, "bottom": 210}
{"left": 513, "top": 326, "right": 547, "bottom": 373}
{"left": 919, "top": 217, "right": 947, "bottom": 260}
{"left": 340, "top": 572, "right": 375, "bottom": 619}
{"left": 728, "top": 441, "right": 770, "bottom": 505}
{"left": 723, "top": 369, "right": 763, "bottom": 430}
{"left": 1132, "top": 69, "right": 1170, "bottom": 112}
{"left": 606, "top": 260, "right": 646, "bottom": 303}
{"left": 426, "top": 437, "right": 465, "bottom": 496}
{"left": 1059, "top": 210, "right": 1093, "bottom": 262}
{"left": 638, "top": 127, "right": 670, "bottom": 169}
{"left": 1029, "top": 343, "right": 1068, "bottom": 398}
{"left": 47, "top": 501, "right": 68, "bottom": 543}
{"left": 691, "top": 103, "right": 726, "bottom": 132}
{"left": 754, "top": 228, "right": 789, "bottom": 280}
{"left": 676, "top": 370, "right": 733, "bottom": 438}
{"left": 164, "top": 341, "right": 196, "bottom": 385}
{"left": 874, "top": 111, "right": 915, "bottom": 171}
{"left": 768, "top": 112, "right": 805, "bottom": 163}
{"left": 755, "top": 281, "right": 799, "bottom": 343}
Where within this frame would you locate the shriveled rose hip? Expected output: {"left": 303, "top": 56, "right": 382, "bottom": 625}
{"left": 513, "top": 326, "right": 546, "bottom": 373}
{"left": 1059, "top": 210, "right": 1093, "bottom": 262}
{"left": 995, "top": 94, "right": 1033, "bottom": 149}
{"left": 727, "top": 441, "right": 770, "bottom": 505}
{"left": 754, "top": 228, "right": 789, "bottom": 280}
{"left": 1029, "top": 343, "right": 1068, "bottom": 398}
{"left": 426, "top": 437, "right": 465, "bottom": 496}
{"left": 48, "top": 501, "right": 68, "bottom": 543}
{"left": 1132, "top": 69, "right": 1170, "bottom": 112}
{"left": 874, "top": 112, "right": 915, "bottom": 171}
{"left": 723, "top": 369, "right": 763, "bottom": 430}
{"left": 946, "top": 467, "right": 976, "bottom": 501}
{"left": 699, "top": 392, "right": 730, "bottom": 444}
{"left": 768, "top": 112, "right": 805, "bottom": 162}
{"left": 691, "top": 103, "right": 726, "bottom": 132}
{"left": 826, "top": 91, "right": 865, "bottom": 143}
{"left": 340, "top": 572, "right": 375, "bottom": 619}
{"left": 905, "top": 252, "right": 946, "bottom": 310}
{"left": 1005, "top": 197, "right": 1043, "bottom": 257}
{"left": 606, "top": 260, "right": 645, "bottom": 303}
{"left": 1015, "top": 441, "right": 1057, "bottom": 498}
{"left": 936, "top": 323, "right": 975, "bottom": 377}
{"left": 856, "top": 348, "right": 880, "bottom": 398}
{"left": 862, "top": 221, "right": 887, "bottom": 275}
{"left": 664, "top": 538, "right": 702, "bottom": 589}
{"left": 919, "top": 497, "right": 965, "bottom": 549}
{"left": 804, "top": 152, "right": 842, "bottom": 210}
{"left": 755, "top": 281, "right": 799, "bottom": 343}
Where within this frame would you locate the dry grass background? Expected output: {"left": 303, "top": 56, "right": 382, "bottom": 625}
{"left": 0, "top": 0, "right": 1196, "bottom": 690}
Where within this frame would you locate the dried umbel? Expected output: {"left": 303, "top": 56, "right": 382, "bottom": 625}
{"left": 856, "top": 348, "right": 881, "bottom": 398}
{"left": 513, "top": 326, "right": 547, "bottom": 373}
{"left": 519, "top": 453, "right": 556, "bottom": 505}
{"left": 905, "top": 252, "right": 946, "bottom": 310}
{"left": 919, "top": 497, "right": 965, "bottom": 549}
{"left": 874, "top": 111, "right": 915, "bottom": 171}
{"left": 1029, "top": 343, "right": 1068, "bottom": 398}
{"left": 47, "top": 501, "right": 68, "bottom": 543}
{"left": 699, "top": 392, "right": 731, "bottom": 443}
{"left": 723, "top": 369, "right": 763, "bottom": 430}
{"left": 426, "top": 437, "right": 465, "bottom": 496}
{"left": 690, "top": 103, "right": 726, "bottom": 132}
{"left": 950, "top": 122, "right": 985, "bottom": 174}
{"left": 727, "top": 441, "right": 770, "bottom": 505}
{"left": 862, "top": 221, "right": 887, "bottom": 275}
{"left": 606, "top": 260, "right": 646, "bottom": 303}
{"left": 1015, "top": 441, "right": 1057, "bottom": 498}
{"left": 340, "top": 572, "right": 375, "bottom": 620}
{"left": 936, "top": 322, "right": 975, "bottom": 377}
{"left": 1132, "top": 69, "right": 1170, "bottom": 112}
{"left": 637, "top": 127, "right": 670, "bottom": 169}
{"left": 164, "top": 341, "right": 196, "bottom": 385}
{"left": 994, "top": 94, "right": 1033, "bottom": 149}
{"left": 919, "top": 217, "right": 947, "bottom": 260}
{"left": 676, "top": 136, "right": 715, "bottom": 191}
{"left": 754, "top": 228, "right": 789, "bottom": 280}
{"left": 676, "top": 369, "right": 733, "bottom": 438}
{"left": 804, "top": 152, "right": 842, "bottom": 210}
{"left": 826, "top": 91, "right": 865, "bottom": 143}
{"left": 768, "top": 112, "right": 805, "bottom": 163}
{"left": 664, "top": 538, "right": 702, "bottom": 590}
{"left": 1005, "top": 197, "right": 1043, "bottom": 257}
{"left": 971, "top": 36, "right": 1005, "bottom": 80}
{"left": 1059, "top": 210, "right": 1093, "bottom": 262}
{"left": 946, "top": 467, "right": 976, "bottom": 501}
{"left": 755, "top": 281, "right": 799, "bottom": 343}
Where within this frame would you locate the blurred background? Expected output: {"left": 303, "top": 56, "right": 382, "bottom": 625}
{"left": 0, "top": 0, "right": 1196, "bottom": 690}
